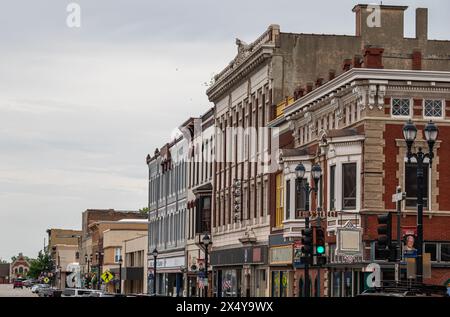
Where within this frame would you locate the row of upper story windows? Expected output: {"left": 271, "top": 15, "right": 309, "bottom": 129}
{"left": 149, "top": 209, "right": 187, "bottom": 251}
{"left": 149, "top": 161, "right": 187, "bottom": 205}
{"left": 275, "top": 159, "right": 433, "bottom": 228}
{"left": 391, "top": 98, "right": 446, "bottom": 119}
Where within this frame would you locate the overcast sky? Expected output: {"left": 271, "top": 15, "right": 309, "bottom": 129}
{"left": 0, "top": 0, "right": 449, "bottom": 261}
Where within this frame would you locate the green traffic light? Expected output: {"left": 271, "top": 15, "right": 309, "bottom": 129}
{"left": 316, "top": 246, "right": 325, "bottom": 254}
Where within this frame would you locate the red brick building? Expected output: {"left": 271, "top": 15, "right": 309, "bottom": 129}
{"left": 271, "top": 65, "right": 450, "bottom": 296}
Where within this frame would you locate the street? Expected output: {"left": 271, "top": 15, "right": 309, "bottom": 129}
{"left": 0, "top": 284, "right": 36, "bottom": 297}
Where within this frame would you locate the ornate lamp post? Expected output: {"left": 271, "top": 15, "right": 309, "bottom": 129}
{"left": 403, "top": 120, "right": 438, "bottom": 283}
{"left": 201, "top": 233, "right": 212, "bottom": 297}
{"left": 152, "top": 248, "right": 158, "bottom": 295}
{"left": 295, "top": 162, "right": 322, "bottom": 297}
{"left": 118, "top": 256, "right": 123, "bottom": 294}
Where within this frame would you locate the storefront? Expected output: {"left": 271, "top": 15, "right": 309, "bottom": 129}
{"left": 155, "top": 254, "right": 185, "bottom": 297}
{"left": 269, "top": 245, "right": 294, "bottom": 297}
{"left": 211, "top": 245, "right": 268, "bottom": 297}
{"left": 186, "top": 248, "right": 207, "bottom": 297}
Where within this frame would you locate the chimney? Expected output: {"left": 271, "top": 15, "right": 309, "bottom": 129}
{"left": 315, "top": 78, "right": 324, "bottom": 88}
{"left": 416, "top": 8, "right": 428, "bottom": 42}
{"left": 343, "top": 59, "right": 352, "bottom": 72}
{"left": 353, "top": 55, "right": 363, "bottom": 68}
{"left": 294, "top": 87, "right": 305, "bottom": 100}
{"left": 363, "top": 47, "right": 384, "bottom": 69}
{"left": 412, "top": 51, "right": 422, "bottom": 70}
{"left": 328, "top": 70, "right": 336, "bottom": 81}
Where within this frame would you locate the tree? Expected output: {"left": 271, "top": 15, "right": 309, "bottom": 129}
{"left": 139, "top": 207, "right": 149, "bottom": 215}
{"left": 0, "top": 258, "right": 8, "bottom": 264}
{"left": 27, "top": 251, "right": 54, "bottom": 279}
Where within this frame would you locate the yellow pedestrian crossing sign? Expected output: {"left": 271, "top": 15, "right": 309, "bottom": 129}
{"left": 43, "top": 277, "right": 50, "bottom": 284}
{"left": 101, "top": 271, "right": 114, "bottom": 283}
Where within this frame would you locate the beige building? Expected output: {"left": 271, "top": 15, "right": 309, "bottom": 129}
{"left": 122, "top": 234, "right": 148, "bottom": 294}
{"left": 47, "top": 229, "right": 82, "bottom": 289}
{"left": 97, "top": 219, "right": 148, "bottom": 293}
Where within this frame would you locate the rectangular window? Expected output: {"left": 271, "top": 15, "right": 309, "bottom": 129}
{"left": 275, "top": 173, "right": 284, "bottom": 228}
{"left": 405, "top": 163, "right": 429, "bottom": 208}
{"left": 342, "top": 163, "right": 357, "bottom": 210}
{"left": 114, "top": 248, "right": 121, "bottom": 263}
{"left": 440, "top": 243, "right": 450, "bottom": 262}
{"left": 330, "top": 165, "right": 336, "bottom": 211}
{"left": 286, "top": 180, "right": 291, "bottom": 220}
{"left": 424, "top": 243, "right": 437, "bottom": 261}
{"left": 295, "top": 179, "right": 307, "bottom": 216}
{"left": 392, "top": 98, "right": 411, "bottom": 117}
{"left": 424, "top": 100, "right": 443, "bottom": 118}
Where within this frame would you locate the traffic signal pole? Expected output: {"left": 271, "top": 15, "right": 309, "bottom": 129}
{"left": 304, "top": 183, "right": 310, "bottom": 298}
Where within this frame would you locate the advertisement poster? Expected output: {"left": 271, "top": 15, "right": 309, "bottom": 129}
{"left": 402, "top": 226, "right": 418, "bottom": 259}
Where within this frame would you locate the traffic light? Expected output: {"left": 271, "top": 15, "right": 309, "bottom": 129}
{"left": 376, "top": 213, "right": 393, "bottom": 261}
{"left": 301, "top": 227, "right": 313, "bottom": 264}
{"left": 315, "top": 227, "right": 325, "bottom": 255}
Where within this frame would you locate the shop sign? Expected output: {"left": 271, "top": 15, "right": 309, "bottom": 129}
{"left": 269, "top": 246, "right": 293, "bottom": 265}
{"left": 336, "top": 221, "right": 363, "bottom": 262}
{"left": 293, "top": 241, "right": 302, "bottom": 267}
{"left": 156, "top": 256, "right": 185, "bottom": 269}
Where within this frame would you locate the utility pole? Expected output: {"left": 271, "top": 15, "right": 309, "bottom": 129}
{"left": 393, "top": 186, "right": 405, "bottom": 283}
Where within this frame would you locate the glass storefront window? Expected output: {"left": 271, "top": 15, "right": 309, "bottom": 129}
{"left": 219, "top": 269, "right": 241, "bottom": 297}
{"left": 344, "top": 271, "right": 352, "bottom": 297}
{"left": 332, "top": 272, "right": 341, "bottom": 297}
{"left": 271, "top": 271, "right": 291, "bottom": 297}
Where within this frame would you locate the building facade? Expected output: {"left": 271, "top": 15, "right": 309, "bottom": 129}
{"left": 272, "top": 66, "right": 450, "bottom": 296}
{"left": 147, "top": 136, "right": 188, "bottom": 296}
{"left": 184, "top": 108, "right": 215, "bottom": 297}
{"left": 206, "top": 3, "right": 450, "bottom": 297}
{"left": 79, "top": 209, "right": 147, "bottom": 290}
{"left": 10, "top": 253, "right": 30, "bottom": 281}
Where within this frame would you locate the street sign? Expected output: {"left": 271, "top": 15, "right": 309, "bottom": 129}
{"left": 392, "top": 192, "right": 406, "bottom": 203}
{"left": 43, "top": 277, "right": 50, "bottom": 284}
{"left": 101, "top": 270, "right": 114, "bottom": 283}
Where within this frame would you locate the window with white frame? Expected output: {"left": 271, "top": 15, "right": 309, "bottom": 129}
{"left": 114, "top": 248, "right": 121, "bottom": 263}
{"left": 424, "top": 100, "right": 443, "bottom": 118}
{"left": 342, "top": 163, "right": 357, "bottom": 210}
{"left": 405, "top": 162, "right": 429, "bottom": 209}
{"left": 392, "top": 98, "right": 411, "bottom": 117}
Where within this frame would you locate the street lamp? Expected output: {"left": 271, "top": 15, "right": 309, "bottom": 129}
{"left": 152, "top": 248, "right": 158, "bottom": 295}
{"left": 118, "top": 256, "right": 123, "bottom": 294}
{"left": 295, "top": 162, "right": 322, "bottom": 297}
{"left": 201, "top": 233, "right": 212, "bottom": 298}
{"left": 96, "top": 251, "right": 104, "bottom": 290}
{"left": 403, "top": 120, "right": 438, "bottom": 283}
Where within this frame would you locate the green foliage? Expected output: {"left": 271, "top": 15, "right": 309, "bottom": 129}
{"left": 27, "top": 251, "right": 55, "bottom": 279}
{"left": 139, "top": 207, "right": 149, "bottom": 214}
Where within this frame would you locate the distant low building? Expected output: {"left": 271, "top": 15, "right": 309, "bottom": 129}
{"left": 10, "top": 253, "right": 30, "bottom": 280}
{"left": 0, "top": 263, "right": 10, "bottom": 284}
{"left": 47, "top": 229, "right": 83, "bottom": 289}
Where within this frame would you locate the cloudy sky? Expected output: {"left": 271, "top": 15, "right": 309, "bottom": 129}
{"left": 0, "top": 0, "right": 449, "bottom": 261}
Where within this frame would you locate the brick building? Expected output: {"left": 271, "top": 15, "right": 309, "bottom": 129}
{"left": 206, "top": 3, "right": 450, "bottom": 297}
{"left": 79, "top": 209, "right": 147, "bottom": 289}
{"left": 271, "top": 65, "right": 450, "bottom": 296}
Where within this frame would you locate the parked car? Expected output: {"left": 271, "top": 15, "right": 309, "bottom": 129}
{"left": 87, "top": 291, "right": 115, "bottom": 297}
{"left": 38, "top": 287, "right": 62, "bottom": 297}
{"left": 23, "top": 279, "right": 37, "bottom": 288}
{"left": 31, "top": 284, "right": 49, "bottom": 293}
{"left": 62, "top": 288, "right": 97, "bottom": 297}
{"left": 13, "top": 279, "right": 24, "bottom": 289}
